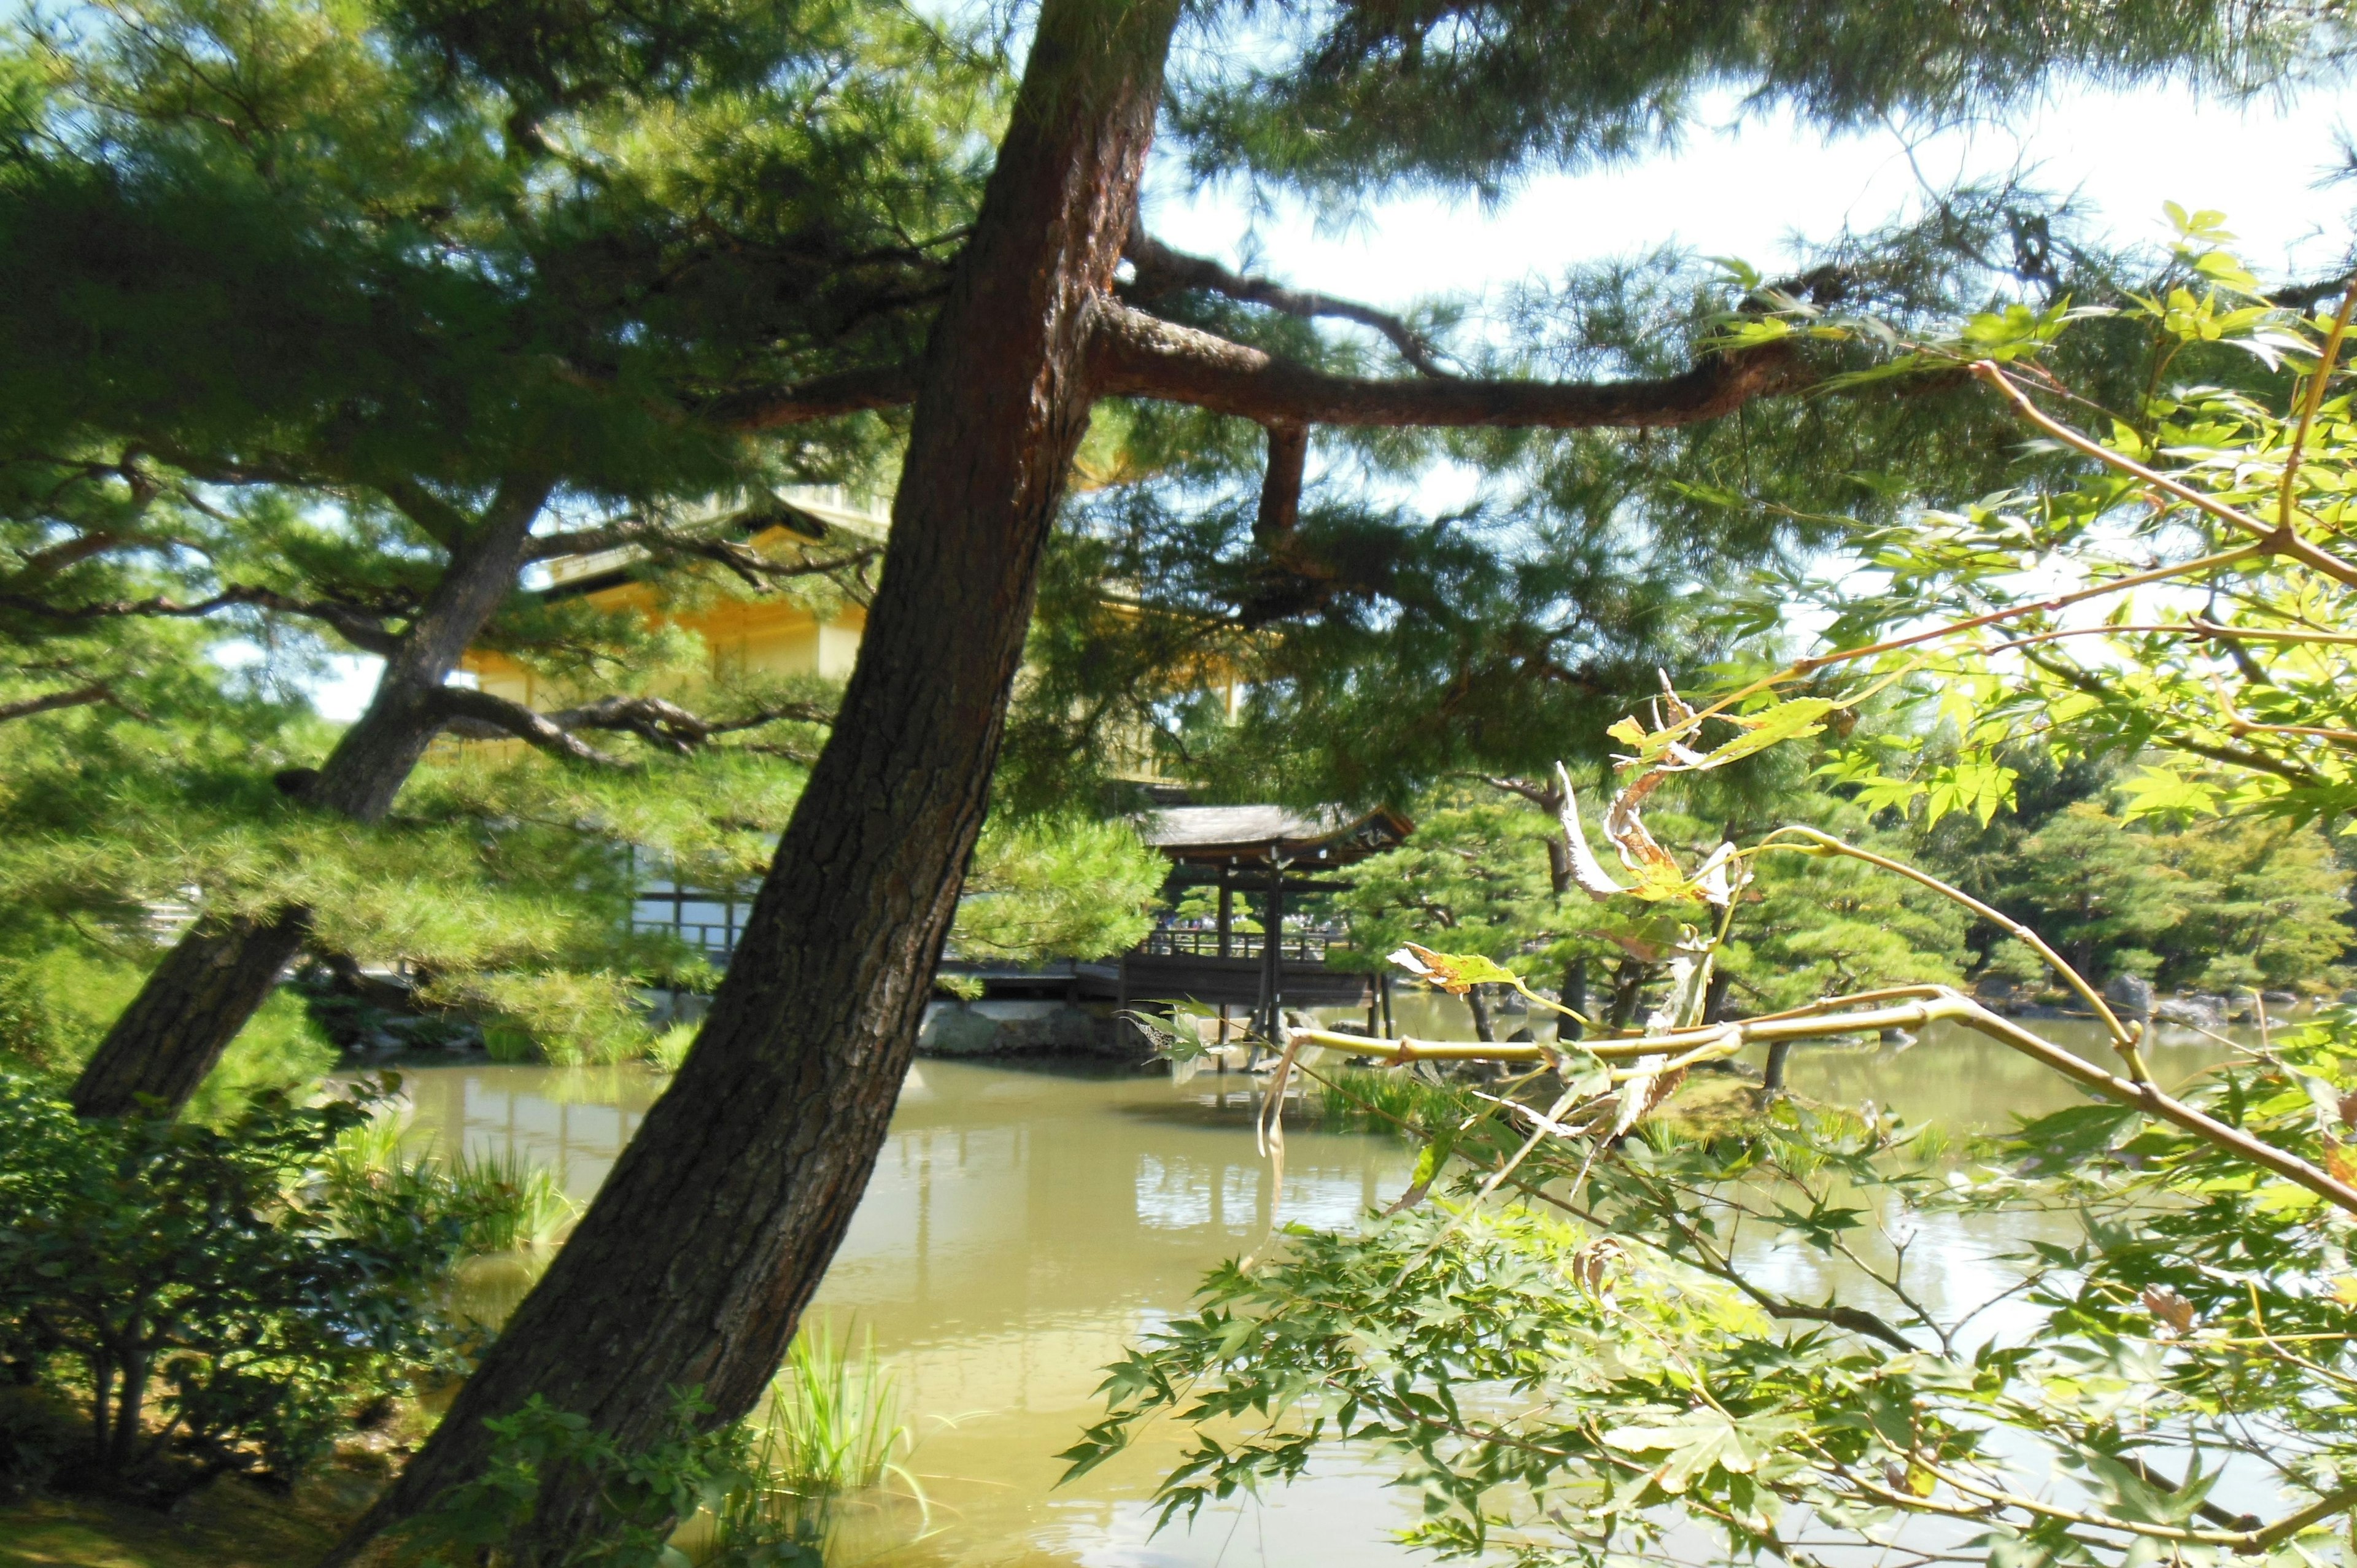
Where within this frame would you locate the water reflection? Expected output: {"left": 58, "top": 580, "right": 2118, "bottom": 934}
{"left": 398, "top": 1059, "right": 1426, "bottom": 1568}
{"left": 1775, "top": 1016, "right": 2236, "bottom": 1126}
{"left": 383, "top": 1011, "right": 2251, "bottom": 1567}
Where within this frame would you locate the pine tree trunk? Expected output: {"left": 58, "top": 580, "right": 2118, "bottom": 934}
{"left": 70, "top": 481, "right": 548, "bottom": 1118}
{"left": 328, "top": 3, "right": 1182, "bottom": 1558}
{"left": 67, "top": 913, "right": 316, "bottom": 1117}
{"left": 1701, "top": 967, "right": 1733, "bottom": 1025}
{"left": 1608, "top": 959, "right": 1649, "bottom": 1028}
{"left": 1466, "top": 984, "right": 1498, "bottom": 1043}
{"left": 1562, "top": 954, "right": 1589, "bottom": 1035}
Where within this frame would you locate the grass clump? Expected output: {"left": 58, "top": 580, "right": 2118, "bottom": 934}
{"left": 646, "top": 1022, "right": 699, "bottom": 1073}
{"left": 322, "top": 1111, "right": 575, "bottom": 1256}
{"left": 1312, "top": 1064, "right": 1476, "bottom": 1137}
{"left": 705, "top": 1319, "right": 918, "bottom": 1561}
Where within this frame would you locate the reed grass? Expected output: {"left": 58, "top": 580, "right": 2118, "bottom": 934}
{"left": 1312, "top": 1064, "right": 1473, "bottom": 1137}
{"left": 705, "top": 1318, "right": 919, "bottom": 1561}
{"left": 322, "top": 1113, "right": 575, "bottom": 1254}
{"left": 646, "top": 1021, "right": 699, "bottom": 1072}
{"left": 445, "top": 1146, "right": 576, "bottom": 1251}
{"left": 325, "top": 1106, "right": 411, "bottom": 1180}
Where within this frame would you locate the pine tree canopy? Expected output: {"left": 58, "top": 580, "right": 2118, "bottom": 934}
{"left": 1171, "top": 1, "right": 2327, "bottom": 198}
{"left": 7, "top": 0, "right": 2343, "bottom": 806}
{"left": 7, "top": 0, "right": 2351, "bottom": 1555}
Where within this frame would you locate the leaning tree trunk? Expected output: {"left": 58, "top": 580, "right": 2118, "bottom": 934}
{"left": 69, "top": 482, "right": 548, "bottom": 1118}
{"left": 327, "top": 2, "right": 1182, "bottom": 1559}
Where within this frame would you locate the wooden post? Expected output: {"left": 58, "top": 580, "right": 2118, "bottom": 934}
{"left": 1215, "top": 866, "right": 1234, "bottom": 1049}
{"left": 1261, "top": 851, "right": 1286, "bottom": 1041}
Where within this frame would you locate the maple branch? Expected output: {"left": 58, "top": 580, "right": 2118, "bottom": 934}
{"left": 1293, "top": 981, "right": 2357, "bottom": 1218}
{"left": 1973, "top": 361, "right": 2357, "bottom": 590}
{"left": 2019, "top": 647, "right": 2313, "bottom": 784}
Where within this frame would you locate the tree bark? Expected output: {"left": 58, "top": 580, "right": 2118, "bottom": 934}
{"left": 1090, "top": 301, "right": 1803, "bottom": 427}
{"left": 1607, "top": 959, "right": 1649, "bottom": 1029}
{"left": 1700, "top": 967, "right": 1734, "bottom": 1025}
{"left": 1561, "top": 953, "right": 1589, "bottom": 1037}
{"left": 69, "top": 479, "right": 548, "bottom": 1118}
{"left": 1466, "top": 983, "right": 1498, "bottom": 1043}
{"left": 327, "top": 2, "right": 1183, "bottom": 1558}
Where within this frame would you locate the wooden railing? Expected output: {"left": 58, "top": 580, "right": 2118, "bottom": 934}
{"left": 1133, "top": 925, "right": 1352, "bottom": 963}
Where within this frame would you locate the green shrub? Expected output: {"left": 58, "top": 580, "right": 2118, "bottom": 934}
{"left": 0, "top": 1071, "right": 463, "bottom": 1499}
{"left": 395, "top": 1389, "right": 773, "bottom": 1568}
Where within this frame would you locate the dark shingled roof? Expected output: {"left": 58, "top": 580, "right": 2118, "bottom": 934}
{"left": 1136, "top": 805, "right": 1413, "bottom": 866}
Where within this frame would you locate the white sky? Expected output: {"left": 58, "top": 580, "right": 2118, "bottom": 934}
{"left": 301, "top": 79, "right": 2355, "bottom": 720}
{"left": 1142, "top": 82, "right": 2355, "bottom": 315}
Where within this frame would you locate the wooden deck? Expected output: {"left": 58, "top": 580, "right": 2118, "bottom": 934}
{"left": 941, "top": 952, "right": 1374, "bottom": 1010}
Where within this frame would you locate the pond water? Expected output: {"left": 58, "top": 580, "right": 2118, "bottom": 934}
{"left": 384, "top": 1009, "right": 2245, "bottom": 1568}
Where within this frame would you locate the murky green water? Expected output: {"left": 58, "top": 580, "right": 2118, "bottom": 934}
{"left": 382, "top": 1008, "right": 2243, "bottom": 1568}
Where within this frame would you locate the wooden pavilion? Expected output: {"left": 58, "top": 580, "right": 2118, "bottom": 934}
{"left": 1120, "top": 804, "right": 1412, "bottom": 1038}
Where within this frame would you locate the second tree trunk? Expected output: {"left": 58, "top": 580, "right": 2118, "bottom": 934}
{"left": 332, "top": 1, "right": 1184, "bottom": 1558}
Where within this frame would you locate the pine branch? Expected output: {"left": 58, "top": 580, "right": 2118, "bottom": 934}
{"left": 699, "top": 301, "right": 1808, "bottom": 435}
{"left": 0, "top": 585, "right": 408, "bottom": 655}
{"left": 1087, "top": 301, "right": 1807, "bottom": 429}
{"left": 375, "top": 478, "right": 478, "bottom": 551}
{"left": 1476, "top": 774, "right": 1564, "bottom": 813}
{"left": 428, "top": 687, "right": 835, "bottom": 762}
{"left": 135, "top": 442, "right": 317, "bottom": 490}
{"left": 1255, "top": 423, "right": 1308, "bottom": 541}
{"left": 0, "top": 681, "right": 118, "bottom": 724}
{"left": 702, "top": 362, "right": 926, "bottom": 431}
{"left": 9, "top": 529, "right": 142, "bottom": 581}
{"left": 1123, "top": 226, "right": 1457, "bottom": 379}
{"left": 524, "top": 514, "right": 881, "bottom": 589}
{"left": 425, "top": 687, "right": 628, "bottom": 765}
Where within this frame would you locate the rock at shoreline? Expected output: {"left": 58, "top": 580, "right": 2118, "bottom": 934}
{"left": 2102, "top": 973, "right": 2154, "bottom": 1019}
{"left": 2155, "top": 995, "right": 2226, "bottom": 1032}
{"left": 916, "top": 998, "right": 1151, "bottom": 1062}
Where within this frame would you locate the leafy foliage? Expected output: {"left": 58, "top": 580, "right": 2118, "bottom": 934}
{"left": 394, "top": 1390, "right": 761, "bottom": 1568}
{"left": 1076, "top": 223, "right": 2357, "bottom": 1568}
{"left": 0, "top": 1071, "right": 465, "bottom": 1496}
